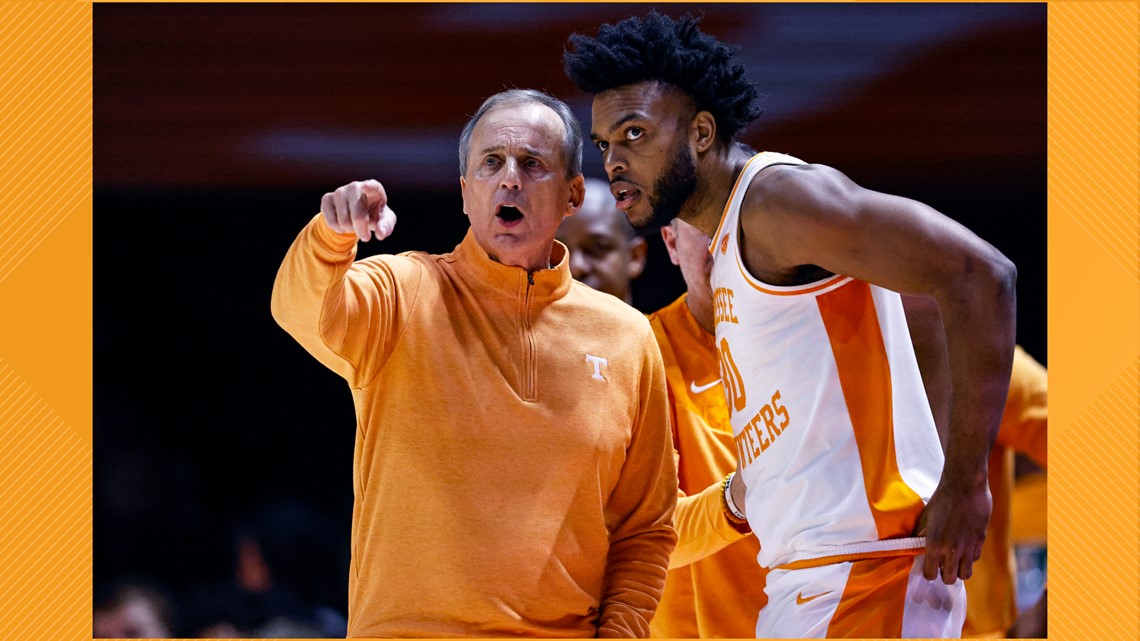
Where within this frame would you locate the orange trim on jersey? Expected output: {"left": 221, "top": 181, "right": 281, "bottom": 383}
{"left": 774, "top": 546, "right": 923, "bottom": 571}
{"left": 826, "top": 555, "right": 912, "bottom": 637}
{"left": 734, "top": 253, "right": 848, "bottom": 296}
{"left": 816, "top": 281, "right": 925, "bottom": 540}
{"left": 708, "top": 155, "right": 762, "bottom": 254}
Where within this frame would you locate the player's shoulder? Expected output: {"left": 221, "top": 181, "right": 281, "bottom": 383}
{"left": 746, "top": 160, "right": 838, "bottom": 204}
{"left": 741, "top": 158, "right": 858, "bottom": 234}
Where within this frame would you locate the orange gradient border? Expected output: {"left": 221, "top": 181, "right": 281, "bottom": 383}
{"left": 0, "top": 2, "right": 1135, "bottom": 641}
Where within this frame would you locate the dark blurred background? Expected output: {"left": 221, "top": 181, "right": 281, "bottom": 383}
{"left": 94, "top": 3, "right": 1046, "bottom": 636}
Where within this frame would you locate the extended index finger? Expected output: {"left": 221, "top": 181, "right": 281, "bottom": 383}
{"left": 347, "top": 183, "right": 373, "bottom": 241}
{"left": 360, "top": 179, "right": 387, "bottom": 210}
{"left": 355, "top": 180, "right": 388, "bottom": 241}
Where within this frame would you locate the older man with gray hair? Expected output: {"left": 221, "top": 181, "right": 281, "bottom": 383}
{"left": 271, "top": 88, "right": 677, "bottom": 638}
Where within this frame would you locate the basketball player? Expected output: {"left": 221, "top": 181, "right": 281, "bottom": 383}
{"left": 565, "top": 213, "right": 1041, "bottom": 638}
{"left": 271, "top": 89, "right": 677, "bottom": 637}
{"left": 565, "top": 13, "right": 1017, "bottom": 637}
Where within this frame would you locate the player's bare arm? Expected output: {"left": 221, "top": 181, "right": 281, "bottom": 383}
{"left": 320, "top": 179, "right": 398, "bottom": 242}
{"left": 740, "top": 163, "right": 1018, "bottom": 585}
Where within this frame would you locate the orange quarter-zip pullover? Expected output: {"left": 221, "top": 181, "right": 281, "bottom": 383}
{"left": 271, "top": 215, "right": 677, "bottom": 638}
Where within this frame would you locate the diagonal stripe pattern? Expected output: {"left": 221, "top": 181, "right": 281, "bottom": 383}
{"left": 0, "top": 2, "right": 93, "bottom": 287}
{"left": 1049, "top": 3, "right": 1140, "bottom": 641}
{"left": 0, "top": 1, "right": 1137, "bottom": 640}
{"left": 0, "top": 360, "right": 91, "bottom": 641}
{"left": 1050, "top": 360, "right": 1139, "bottom": 641}
{"left": 1048, "top": 2, "right": 1140, "bottom": 284}
{"left": 0, "top": 3, "right": 93, "bottom": 640}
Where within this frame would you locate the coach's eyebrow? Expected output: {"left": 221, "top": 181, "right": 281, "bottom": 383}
{"left": 477, "top": 144, "right": 545, "bottom": 157}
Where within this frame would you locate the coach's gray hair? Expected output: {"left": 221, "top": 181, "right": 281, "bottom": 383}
{"left": 458, "top": 89, "right": 583, "bottom": 179}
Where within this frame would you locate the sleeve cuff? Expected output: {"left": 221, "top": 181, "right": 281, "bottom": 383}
{"left": 310, "top": 213, "right": 360, "bottom": 252}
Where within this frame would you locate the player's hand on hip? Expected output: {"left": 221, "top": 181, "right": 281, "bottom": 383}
{"left": 320, "top": 179, "right": 398, "bottom": 242}
{"left": 916, "top": 480, "right": 991, "bottom": 584}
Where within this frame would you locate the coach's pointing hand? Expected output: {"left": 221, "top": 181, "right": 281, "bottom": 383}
{"left": 321, "top": 179, "right": 398, "bottom": 242}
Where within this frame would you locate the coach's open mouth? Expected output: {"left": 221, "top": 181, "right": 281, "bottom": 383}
{"left": 496, "top": 204, "right": 524, "bottom": 223}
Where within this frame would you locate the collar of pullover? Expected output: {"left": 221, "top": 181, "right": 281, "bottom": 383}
{"left": 452, "top": 228, "right": 572, "bottom": 302}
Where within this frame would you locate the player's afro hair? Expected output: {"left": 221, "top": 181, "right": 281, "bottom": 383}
{"left": 563, "top": 12, "right": 763, "bottom": 141}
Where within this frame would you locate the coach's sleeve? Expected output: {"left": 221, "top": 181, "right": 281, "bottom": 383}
{"left": 270, "top": 213, "right": 416, "bottom": 387}
{"left": 597, "top": 326, "right": 678, "bottom": 638}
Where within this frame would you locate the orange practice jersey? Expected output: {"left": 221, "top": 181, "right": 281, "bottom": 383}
{"left": 647, "top": 295, "right": 767, "bottom": 638}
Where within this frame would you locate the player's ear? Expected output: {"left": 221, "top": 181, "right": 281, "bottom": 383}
{"left": 692, "top": 111, "right": 717, "bottom": 154}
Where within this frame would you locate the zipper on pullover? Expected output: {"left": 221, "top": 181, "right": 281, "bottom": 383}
{"left": 521, "top": 275, "right": 537, "bottom": 401}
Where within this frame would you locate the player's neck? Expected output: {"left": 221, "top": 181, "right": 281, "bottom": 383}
{"left": 682, "top": 144, "right": 754, "bottom": 238}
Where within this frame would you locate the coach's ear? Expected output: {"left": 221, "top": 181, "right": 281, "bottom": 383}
{"left": 566, "top": 174, "right": 585, "bottom": 217}
{"left": 460, "top": 176, "right": 470, "bottom": 217}
{"left": 692, "top": 111, "right": 717, "bottom": 154}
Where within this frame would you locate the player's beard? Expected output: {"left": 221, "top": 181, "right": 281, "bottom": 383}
{"left": 642, "top": 139, "right": 698, "bottom": 233}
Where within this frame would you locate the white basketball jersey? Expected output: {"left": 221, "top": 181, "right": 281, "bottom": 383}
{"left": 709, "top": 152, "right": 944, "bottom": 570}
